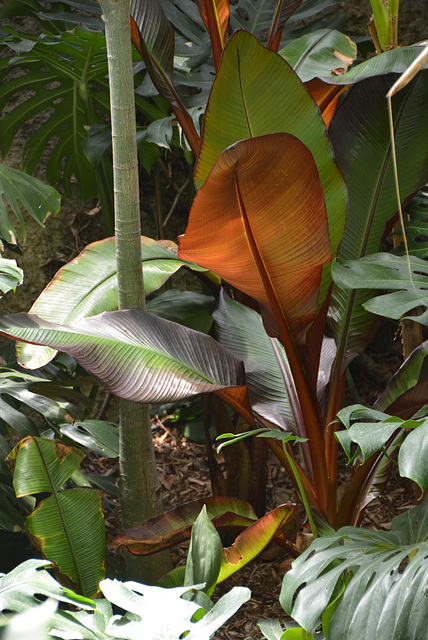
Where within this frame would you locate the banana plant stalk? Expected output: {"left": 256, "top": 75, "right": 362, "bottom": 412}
{"left": 99, "top": 0, "right": 170, "bottom": 583}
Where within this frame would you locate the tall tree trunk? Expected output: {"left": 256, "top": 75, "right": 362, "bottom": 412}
{"left": 99, "top": 0, "right": 170, "bottom": 584}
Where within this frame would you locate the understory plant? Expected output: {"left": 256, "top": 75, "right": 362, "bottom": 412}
{"left": 0, "top": 507, "right": 250, "bottom": 639}
{"left": 1, "top": 0, "right": 428, "bottom": 636}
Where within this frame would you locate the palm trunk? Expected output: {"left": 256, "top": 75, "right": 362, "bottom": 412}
{"left": 99, "top": 0, "right": 170, "bottom": 584}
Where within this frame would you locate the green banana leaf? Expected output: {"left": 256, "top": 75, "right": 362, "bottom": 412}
{"left": 280, "top": 28, "right": 357, "bottom": 81}
{"left": 192, "top": 30, "right": 346, "bottom": 316}
{"left": 0, "top": 257, "right": 23, "bottom": 298}
{"left": 16, "top": 236, "right": 210, "bottom": 370}
{"left": 7, "top": 437, "right": 105, "bottom": 597}
{"left": 280, "top": 497, "right": 428, "bottom": 640}
{"left": 329, "top": 71, "right": 428, "bottom": 371}
{"left": 0, "top": 29, "right": 110, "bottom": 200}
{"left": 332, "top": 252, "right": 428, "bottom": 324}
{"left": 0, "top": 163, "right": 61, "bottom": 246}
{"left": 0, "top": 309, "right": 246, "bottom": 403}
{"left": 314, "top": 41, "right": 428, "bottom": 85}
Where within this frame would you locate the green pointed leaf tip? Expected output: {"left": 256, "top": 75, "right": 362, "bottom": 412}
{"left": 0, "top": 309, "right": 246, "bottom": 403}
{"left": 17, "top": 235, "right": 209, "bottom": 370}
{"left": 185, "top": 506, "right": 222, "bottom": 595}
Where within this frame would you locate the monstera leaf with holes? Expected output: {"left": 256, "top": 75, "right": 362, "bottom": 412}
{"left": 6, "top": 436, "right": 105, "bottom": 597}
{"left": 0, "top": 28, "right": 110, "bottom": 200}
{"left": 0, "top": 258, "right": 23, "bottom": 299}
{"left": 0, "top": 163, "right": 61, "bottom": 246}
{"left": 280, "top": 497, "right": 428, "bottom": 640}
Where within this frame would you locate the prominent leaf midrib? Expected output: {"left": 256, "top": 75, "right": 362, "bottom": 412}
{"left": 30, "top": 254, "right": 191, "bottom": 323}
{"left": 15, "top": 324, "right": 231, "bottom": 388}
{"left": 332, "top": 78, "right": 418, "bottom": 375}
{"left": 293, "top": 30, "right": 331, "bottom": 73}
{"left": 32, "top": 439, "right": 84, "bottom": 594}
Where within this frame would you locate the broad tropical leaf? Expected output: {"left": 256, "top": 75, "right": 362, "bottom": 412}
{"left": 213, "top": 290, "right": 336, "bottom": 430}
{"left": 181, "top": 133, "right": 331, "bottom": 345}
{"left": 329, "top": 71, "right": 428, "bottom": 370}
{"left": 0, "top": 309, "right": 246, "bottom": 403}
{"left": 17, "top": 236, "right": 210, "bottom": 370}
{"left": 217, "top": 504, "right": 295, "bottom": 582}
{"left": 313, "top": 42, "right": 428, "bottom": 86}
{"left": 7, "top": 437, "right": 105, "bottom": 597}
{"left": 60, "top": 419, "right": 119, "bottom": 458}
{"left": 229, "top": 0, "right": 339, "bottom": 45}
{"left": 0, "top": 29, "right": 110, "bottom": 200}
{"left": 112, "top": 496, "right": 258, "bottom": 554}
{"left": 0, "top": 559, "right": 95, "bottom": 614}
{"left": 0, "top": 257, "right": 23, "bottom": 298}
{"left": 280, "top": 28, "right": 357, "bottom": 82}
{"left": 130, "top": 0, "right": 200, "bottom": 153}
{"left": 193, "top": 30, "right": 346, "bottom": 313}
{"left": 280, "top": 498, "right": 428, "bottom": 640}
{"left": 332, "top": 252, "right": 428, "bottom": 324}
{"left": 0, "top": 164, "right": 61, "bottom": 245}
{"left": 130, "top": 0, "right": 175, "bottom": 102}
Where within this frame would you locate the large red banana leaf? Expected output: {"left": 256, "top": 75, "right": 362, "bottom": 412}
{"left": 179, "top": 133, "right": 330, "bottom": 346}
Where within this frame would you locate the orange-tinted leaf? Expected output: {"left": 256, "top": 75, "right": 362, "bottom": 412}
{"left": 267, "top": 0, "right": 303, "bottom": 51}
{"left": 198, "top": 0, "right": 229, "bottom": 70}
{"left": 112, "top": 497, "right": 258, "bottom": 555}
{"left": 179, "top": 133, "right": 331, "bottom": 344}
{"left": 305, "top": 78, "right": 349, "bottom": 128}
{"left": 218, "top": 503, "right": 295, "bottom": 582}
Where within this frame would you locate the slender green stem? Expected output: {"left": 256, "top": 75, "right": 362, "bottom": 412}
{"left": 283, "top": 442, "right": 318, "bottom": 538}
